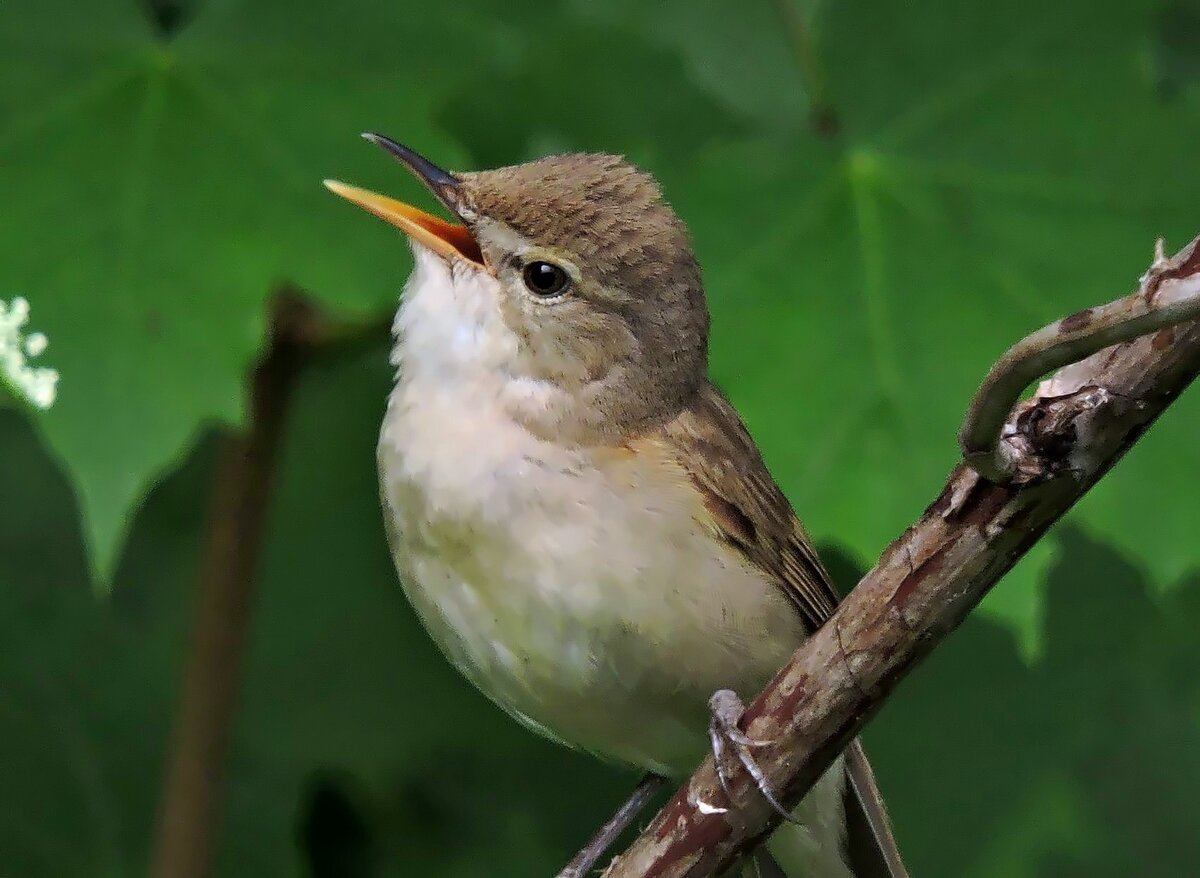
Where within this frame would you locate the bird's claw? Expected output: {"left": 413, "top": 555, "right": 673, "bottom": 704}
{"left": 707, "top": 689, "right": 798, "bottom": 824}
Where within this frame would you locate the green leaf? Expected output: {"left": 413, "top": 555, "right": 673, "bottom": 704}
{"left": 567, "top": 0, "right": 815, "bottom": 131}
{"left": 6, "top": 0, "right": 1199, "bottom": 630}
{"left": 651, "top": 0, "right": 1200, "bottom": 638}
{"left": 0, "top": 407, "right": 192, "bottom": 877}
{"left": 441, "top": 21, "right": 746, "bottom": 170}
{"left": 0, "top": 0, "right": 521, "bottom": 583}
{"left": 0, "top": 0, "right": 750, "bottom": 585}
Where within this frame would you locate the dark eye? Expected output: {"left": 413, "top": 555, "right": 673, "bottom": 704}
{"left": 522, "top": 260, "right": 570, "bottom": 297}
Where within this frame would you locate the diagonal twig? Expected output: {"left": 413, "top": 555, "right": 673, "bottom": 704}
{"left": 598, "top": 235, "right": 1200, "bottom": 877}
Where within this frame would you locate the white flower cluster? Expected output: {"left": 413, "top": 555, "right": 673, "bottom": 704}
{"left": 1, "top": 297, "right": 59, "bottom": 410}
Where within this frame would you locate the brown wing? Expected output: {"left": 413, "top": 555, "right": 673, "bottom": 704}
{"left": 658, "top": 382, "right": 838, "bottom": 633}
{"left": 658, "top": 382, "right": 908, "bottom": 878}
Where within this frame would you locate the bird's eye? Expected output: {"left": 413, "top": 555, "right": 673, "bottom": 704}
{"left": 522, "top": 261, "right": 571, "bottom": 298}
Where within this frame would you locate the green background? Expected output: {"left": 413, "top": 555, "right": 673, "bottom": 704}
{"left": 3, "top": 0, "right": 1200, "bottom": 874}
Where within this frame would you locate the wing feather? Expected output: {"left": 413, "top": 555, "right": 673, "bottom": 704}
{"left": 658, "top": 383, "right": 838, "bottom": 633}
{"left": 656, "top": 382, "right": 908, "bottom": 878}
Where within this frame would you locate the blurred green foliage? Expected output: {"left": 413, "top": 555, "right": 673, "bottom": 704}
{"left": 7, "top": 353, "right": 1200, "bottom": 877}
{"left": 3, "top": 0, "right": 1200, "bottom": 874}
{"left": 5, "top": 0, "right": 1200, "bottom": 631}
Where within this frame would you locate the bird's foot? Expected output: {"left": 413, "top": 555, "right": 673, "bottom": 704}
{"left": 708, "top": 689, "right": 798, "bottom": 824}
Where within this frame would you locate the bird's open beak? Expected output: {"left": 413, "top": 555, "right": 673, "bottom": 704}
{"left": 324, "top": 134, "right": 484, "bottom": 265}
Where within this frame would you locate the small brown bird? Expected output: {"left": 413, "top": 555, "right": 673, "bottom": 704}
{"left": 326, "top": 135, "right": 906, "bottom": 877}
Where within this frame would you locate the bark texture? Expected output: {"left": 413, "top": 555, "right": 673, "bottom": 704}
{"left": 601, "top": 236, "right": 1200, "bottom": 877}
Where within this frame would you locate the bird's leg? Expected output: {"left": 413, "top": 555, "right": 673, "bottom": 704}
{"left": 555, "top": 772, "right": 666, "bottom": 878}
{"left": 708, "top": 689, "right": 798, "bottom": 824}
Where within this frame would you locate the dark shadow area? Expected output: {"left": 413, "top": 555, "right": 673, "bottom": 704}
{"left": 141, "top": 0, "right": 198, "bottom": 38}
{"left": 300, "top": 776, "right": 374, "bottom": 878}
{"left": 1153, "top": 1, "right": 1200, "bottom": 96}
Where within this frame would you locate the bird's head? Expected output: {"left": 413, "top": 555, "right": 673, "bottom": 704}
{"left": 326, "top": 134, "right": 709, "bottom": 444}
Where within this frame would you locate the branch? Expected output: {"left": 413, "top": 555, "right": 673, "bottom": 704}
{"left": 960, "top": 237, "right": 1200, "bottom": 481}
{"left": 601, "top": 235, "right": 1200, "bottom": 877}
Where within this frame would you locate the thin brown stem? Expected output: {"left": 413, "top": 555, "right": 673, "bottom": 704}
{"left": 148, "top": 292, "right": 350, "bottom": 878}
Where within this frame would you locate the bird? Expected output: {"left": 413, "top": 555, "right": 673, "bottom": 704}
{"left": 325, "top": 134, "right": 907, "bottom": 877}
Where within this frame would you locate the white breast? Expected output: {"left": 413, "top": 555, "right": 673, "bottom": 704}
{"left": 377, "top": 246, "right": 804, "bottom": 774}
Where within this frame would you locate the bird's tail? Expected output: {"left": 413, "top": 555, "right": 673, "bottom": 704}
{"left": 757, "top": 741, "right": 908, "bottom": 877}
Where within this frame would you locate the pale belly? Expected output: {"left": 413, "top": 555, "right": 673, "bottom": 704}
{"left": 378, "top": 398, "right": 806, "bottom": 776}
